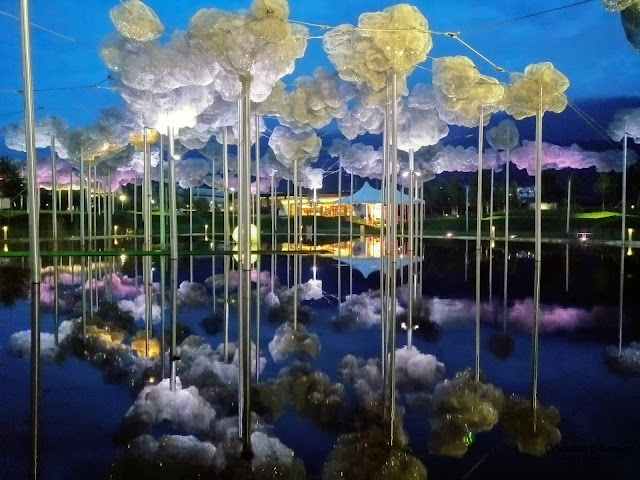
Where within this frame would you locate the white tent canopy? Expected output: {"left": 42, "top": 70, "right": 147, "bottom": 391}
{"left": 333, "top": 181, "right": 419, "bottom": 204}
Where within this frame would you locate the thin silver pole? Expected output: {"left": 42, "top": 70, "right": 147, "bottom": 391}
{"left": 618, "top": 245, "right": 625, "bottom": 357}
{"left": 387, "top": 70, "right": 399, "bottom": 446}
{"left": 69, "top": 169, "right": 73, "bottom": 221}
{"left": 51, "top": 136, "right": 59, "bottom": 344}
{"left": 465, "top": 185, "right": 470, "bottom": 233}
{"left": 271, "top": 174, "right": 275, "bottom": 297}
{"left": 143, "top": 130, "right": 152, "bottom": 357}
{"left": 349, "top": 171, "right": 354, "bottom": 297}
{"left": 255, "top": 115, "right": 262, "bottom": 382}
{"left": 618, "top": 134, "right": 628, "bottom": 357}
{"left": 566, "top": 178, "right": 571, "bottom": 235}
{"left": 622, "top": 134, "right": 628, "bottom": 245}
{"left": 505, "top": 149, "right": 510, "bottom": 239}
{"left": 51, "top": 136, "right": 58, "bottom": 242}
{"left": 93, "top": 166, "right": 98, "bottom": 250}
{"left": 293, "top": 159, "right": 299, "bottom": 329}
{"left": 475, "top": 109, "right": 484, "bottom": 383}
{"left": 211, "top": 146, "right": 216, "bottom": 317}
{"left": 238, "top": 76, "right": 252, "bottom": 456}
{"left": 168, "top": 126, "right": 179, "bottom": 392}
{"left": 407, "top": 149, "right": 414, "bottom": 349}
{"left": 159, "top": 133, "right": 166, "bottom": 249}
{"left": 19, "top": 0, "right": 41, "bottom": 475}
{"left": 489, "top": 166, "right": 494, "bottom": 238}
{"left": 338, "top": 162, "right": 342, "bottom": 303}
{"left": 189, "top": 187, "right": 193, "bottom": 282}
{"left": 223, "top": 128, "right": 230, "bottom": 361}
{"left": 531, "top": 93, "right": 543, "bottom": 428}
{"left": 79, "top": 149, "right": 87, "bottom": 335}
{"left": 134, "top": 175, "right": 138, "bottom": 236}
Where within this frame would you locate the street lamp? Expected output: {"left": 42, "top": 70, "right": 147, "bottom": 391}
{"left": 119, "top": 194, "right": 126, "bottom": 210}
{"left": 2, "top": 225, "right": 7, "bottom": 241}
{"left": 205, "top": 224, "right": 209, "bottom": 241}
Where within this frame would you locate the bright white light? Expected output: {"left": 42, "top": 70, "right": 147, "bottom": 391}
{"left": 232, "top": 224, "right": 258, "bottom": 243}
{"left": 445, "top": 232, "right": 454, "bottom": 238}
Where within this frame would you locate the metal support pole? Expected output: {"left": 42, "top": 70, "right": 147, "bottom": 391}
{"left": 19, "top": 0, "right": 41, "bottom": 475}
{"left": 349, "top": 172, "right": 354, "bottom": 297}
{"left": 407, "top": 149, "right": 414, "bottom": 349}
{"left": 465, "top": 185, "right": 470, "bottom": 233}
{"left": 189, "top": 187, "right": 193, "bottom": 282}
{"left": 168, "top": 126, "right": 179, "bottom": 392}
{"left": 237, "top": 76, "right": 252, "bottom": 457}
{"left": 531, "top": 96, "right": 544, "bottom": 427}
{"left": 622, "top": 135, "right": 628, "bottom": 245}
{"left": 338, "top": 162, "right": 342, "bottom": 302}
{"left": 159, "top": 133, "right": 166, "bottom": 249}
{"left": 475, "top": 109, "right": 484, "bottom": 383}
{"left": 80, "top": 150, "right": 87, "bottom": 340}
{"left": 566, "top": 178, "right": 571, "bottom": 235}
{"left": 223, "top": 128, "right": 230, "bottom": 361}
{"left": 293, "top": 159, "right": 299, "bottom": 329}
{"left": 255, "top": 115, "right": 261, "bottom": 382}
{"left": 143, "top": 130, "right": 152, "bottom": 356}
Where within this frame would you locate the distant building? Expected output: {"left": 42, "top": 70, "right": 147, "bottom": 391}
{"left": 517, "top": 186, "right": 535, "bottom": 204}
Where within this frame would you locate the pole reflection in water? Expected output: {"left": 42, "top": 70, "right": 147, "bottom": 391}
{"left": 475, "top": 108, "right": 484, "bottom": 382}
{"left": 618, "top": 246, "right": 626, "bottom": 357}
{"left": 168, "top": 125, "right": 179, "bottom": 392}
{"left": 255, "top": 113, "right": 261, "bottom": 382}
{"left": 237, "top": 75, "right": 252, "bottom": 456}
{"left": 223, "top": 127, "right": 230, "bottom": 361}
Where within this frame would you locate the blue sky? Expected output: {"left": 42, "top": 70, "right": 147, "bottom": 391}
{"left": 0, "top": 0, "right": 639, "bottom": 143}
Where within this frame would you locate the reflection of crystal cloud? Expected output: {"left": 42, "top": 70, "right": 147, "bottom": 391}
{"left": 323, "top": 421, "right": 427, "bottom": 480}
{"left": 268, "top": 323, "right": 320, "bottom": 363}
{"left": 176, "top": 336, "right": 266, "bottom": 395}
{"left": 124, "top": 378, "right": 216, "bottom": 434}
{"left": 502, "top": 395, "right": 561, "bottom": 456}
{"left": 127, "top": 434, "right": 216, "bottom": 468}
{"left": 336, "top": 291, "right": 383, "bottom": 329}
{"left": 395, "top": 346, "right": 445, "bottom": 392}
{"left": 605, "top": 342, "right": 640, "bottom": 375}
{"left": 429, "top": 369, "right": 505, "bottom": 457}
{"left": 118, "top": 294, "right": 161, "bottom": 324}
{"left": 274, "top": 362, "right": 345, "bottom": 428}
{"left": 10, "top": 319, "right": 77, "bottom": 362}
{"left": 339, "top": 346, "right": 444, "bottom": 408}
{"left": 178, "top": 281, "right": 211, "bottom": 308}
{"left": 299, "top": 278, "right": 323, "bottom": 301}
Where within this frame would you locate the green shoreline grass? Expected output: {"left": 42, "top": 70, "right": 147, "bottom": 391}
{"left": 1, "top": 207, "right": 638, "bottom": 243}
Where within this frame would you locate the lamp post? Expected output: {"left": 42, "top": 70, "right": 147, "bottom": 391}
{"left": 2, "top": 225, "right": 7, "bottom": 241}
{"left": 204, "top": 224, "right": 209, "bottom": 241}
{"left": 120, "top": 194, "right": 126, "bottom": 210}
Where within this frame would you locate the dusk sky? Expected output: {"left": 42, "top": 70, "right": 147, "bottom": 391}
{"left": 1, "top": 0, "right": 639, "bottom": 147}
